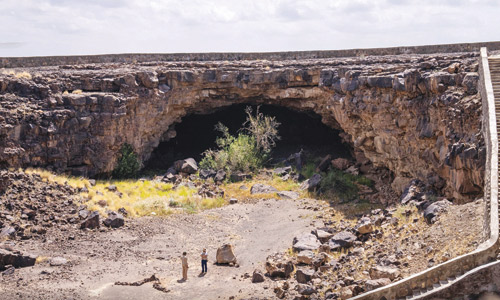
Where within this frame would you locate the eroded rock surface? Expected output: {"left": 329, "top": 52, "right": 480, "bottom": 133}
{"left": 0, "top": 171, "right": 82, "bottom": 240}
{"left": 0, "top": 52, "right": 485, "bottom": 201}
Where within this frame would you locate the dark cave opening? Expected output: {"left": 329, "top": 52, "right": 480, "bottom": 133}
{"left": 145, "top": 104, "right": 353, "bottom": 170}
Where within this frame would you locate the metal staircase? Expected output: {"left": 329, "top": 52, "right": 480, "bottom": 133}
{"left": 351, "top": 48, "right": 500, "bottom": 300}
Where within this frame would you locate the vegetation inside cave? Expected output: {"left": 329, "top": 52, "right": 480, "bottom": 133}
{"left": 145, "top": 104, "right": 353, "bottom": 171}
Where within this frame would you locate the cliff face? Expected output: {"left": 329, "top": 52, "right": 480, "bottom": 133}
{"left": 0, "top": 52, "right": 484, "bottom": 201}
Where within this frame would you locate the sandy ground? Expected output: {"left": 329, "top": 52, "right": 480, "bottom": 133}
{"left": 1, "top": 198, "right": 323, "bottom": 300}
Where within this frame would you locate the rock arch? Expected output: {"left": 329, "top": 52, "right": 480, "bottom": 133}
{"left": 0, "top": 52, "right": 484, "bottom": 201}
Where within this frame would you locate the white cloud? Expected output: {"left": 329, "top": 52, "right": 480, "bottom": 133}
{"left": 0, "top": 0, "right": 498, "bottom": 57}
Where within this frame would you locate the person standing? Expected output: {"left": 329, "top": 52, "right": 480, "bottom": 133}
{"left": 181, "top": 252, "right": 189, "bottom": 281}
{"left": 201, "top": 248, "right": 208, "bottom": 273}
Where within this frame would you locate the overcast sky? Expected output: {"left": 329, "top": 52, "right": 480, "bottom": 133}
{"left": 0, "top": 0, "right": 498, "bottom": 57}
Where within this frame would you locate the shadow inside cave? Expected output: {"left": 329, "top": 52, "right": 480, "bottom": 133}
{"left": 144, "top": 104, "right": 353, "bottom": 172}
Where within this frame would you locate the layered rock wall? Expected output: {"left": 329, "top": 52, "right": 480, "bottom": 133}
{"left": 0, "top": 52, "right": 486, "bottom": 201}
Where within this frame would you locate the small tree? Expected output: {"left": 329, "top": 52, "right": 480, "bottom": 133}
{"left": 243, "top": 106, "right": 280, "bottom": 153}
{"left": 113, "top": 144, "right": 140, "bottom": 178}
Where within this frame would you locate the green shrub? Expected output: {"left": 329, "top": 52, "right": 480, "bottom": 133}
{"left": 200, "top": 124, "right": 264, "bottom": 174}
{"left": 355, "top": 175, "right": 374, "bottom": 188}
{"left": 113, "top": 144, "right": 140, "bottom": 178}
{"left": 316, "top": 168, "right": 374, "bottom": 201}
{"left": 320, "top": 169, "right": 359, "bottom": 200}
{"left": 300, "top": 161, "right": 317, "bottom": 179}
{"left": 200, "top": 107, "right": 280, "bottom": 176}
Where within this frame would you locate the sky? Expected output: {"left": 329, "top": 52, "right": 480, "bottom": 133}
{"left": 0, "top": 0, "right": 498, "bottom": 57}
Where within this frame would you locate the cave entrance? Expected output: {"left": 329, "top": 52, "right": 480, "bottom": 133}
{"left": 145, "top": 104, "right": 352, "bottom": 171}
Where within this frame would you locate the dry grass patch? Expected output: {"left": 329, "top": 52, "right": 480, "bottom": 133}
{"left": 35, "top": 257, "right": 49, "bottom": 265}
{"left": 83, "top": 180, "right": 225, "bottom": 216}
{"left": 1, "top": 70, "right": 32, "bottom": 79}
{"left": 25, "top": 169, "right": 226, "bottom": 217}
{"left": 25, "top": 168, "right": 90, "bottom": 189}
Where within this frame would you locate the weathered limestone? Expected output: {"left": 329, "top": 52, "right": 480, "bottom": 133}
{"left": 0, "top": 52, "right": 485, "bottom": 201}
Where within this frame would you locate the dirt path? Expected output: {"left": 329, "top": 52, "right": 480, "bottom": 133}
{"left": 2, "top": 198, "right": 323, "bottom": 299}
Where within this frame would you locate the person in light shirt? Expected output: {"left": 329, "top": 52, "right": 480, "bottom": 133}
{"left": 181, "top": 252, "right": 189, "bottom": 281}
{"left": 201, "top": 248, "right": 208, "bottom": 273}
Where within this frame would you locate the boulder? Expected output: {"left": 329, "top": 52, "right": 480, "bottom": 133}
{"left": 118, "top": 207, "right": 128, "bottom": 217}
{"left": 369, "top": 265, "right": 400, "bottom": 281}
{"left": 229, "top": 198, "right": 238, "bottom": 204}
{"left": 331, "top": 158, "right": 350, "bottom": 170}
{"left": 293, "top": 233, "right": 321, "bottom": 251}
{"left": 174, "top": 158, "right": 198, "bottom": 174}
{"left": 400, "top": 179, "right": 425, "bottom": 205}
{"left": 216, "top": 244, "right": 237, "bottom": 264}
{"left": 199, "top": 169, "right": 216, "bottom": 180}
{"left": 230, "top": 172, "right": 252, "bottom": 182}
{"left": 80, "top": 211, "right": 100, "bottom": 229}
{"left": 356, "top": 217, "right": 374, "bottom": 234}
{"left": 273, "top": 166, "right": 292, "bottom": 176}
{"left": 0, "top": 248, "right": 37, "bottom": 268}
{"left": 277, "top": 191, "right": 299, "bottom": 200}
{"left": 462, "top": 72, "right": 479, "bottom": 95}
{"left": 365, "top": 278, "right": 391, "bottom": 291}
{"left": 162, "top": 173, "right": 177, "bottom": 183}
{"left": 340, "top": 286, "right": 353, "bottom": 299}
{"left": 297, "top": 283, "right": 317, "bottom": 295}
{"left": 179, "top": 181, "right": 196, "bottom": 189}
{"left": 281, "top": 174, "right": 290, "bottom": 181}
{"left": 265, "top": 258, "right": 294, "bottom": 278}
{"left": 315, "top": 229, "right": 333, "bottom": 243}
{"left": 106, "top": 185, "right": 117, "bottom": 192}
{"left": 79, "top": 210, "right": 89, "bottom": 220}
{"left": 198, "top": 183, "right": 224, "bottom": 198}
{"left": 214, "top": 170, "right": 226, "bottom": 182}
{"left": 329, "top": 231, "right": 357, "bottom": 250}
{"left": 296, "top": 268, "right": 314, "bottom": 283}
{"left": 250, "top": 184, "right": 278, "bottom": 194}
{"left": 251, "top": 269, "right": 265, "bottom": 283}
{"left": 274, "top": 287, "right": 286, "bottom": 299}
{"left": 325, "top": 292, "right": 339, "bottom": 299}
{"left": 312, "top": 252, "right": 329, "bottom": 269}
{"left": 297, "top": 250, "right": 315, "bottom": 265}
{"left": 165, "top": 167, "right": 177, "bottom": 175}
{"left": 424, "top": 199, "right": 451, "bottom": 223}
{"left": 300, "top": 174, "right": 322, "bottom": 191}
{"left": 103, "top": 211, "right": 125, "bottom": 228}
{"left": 0, "top": 226, "right": 16, "bottom": 238}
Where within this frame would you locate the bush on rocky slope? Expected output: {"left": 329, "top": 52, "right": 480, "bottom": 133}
{"left": 299, "top": 158, "right": 374, "bottom": 201}
{"left": 112, "top": 144, "right": 140, "bottom": 178}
